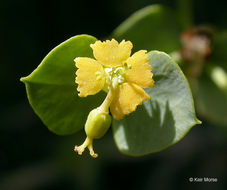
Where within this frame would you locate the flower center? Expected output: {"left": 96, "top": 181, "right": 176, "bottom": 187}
{"left": 104, "top": 63, "right": 131, "bottom": 85}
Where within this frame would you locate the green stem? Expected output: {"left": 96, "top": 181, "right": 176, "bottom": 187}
{"left": 99, "top": 89, "right": 115, "bottom": 113}
{"left": 99, "top": 77, "right": 118, "bottom": 113}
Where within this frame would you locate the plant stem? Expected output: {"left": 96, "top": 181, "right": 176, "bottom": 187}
{"left": 99, "top": 77, "right": 118, "bottom": 113}
{"left": 177, "top": 0, "right": 193, "bottom": 30}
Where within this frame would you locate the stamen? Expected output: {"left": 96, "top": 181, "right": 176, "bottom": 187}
{"left": 114, "top": 67, "right": 124, "bottom": 75}
{"left": 118, "top": 75, "right": 125, "bottom": 84}
{"left": 105, "top": 68, "right": 113, "bottom": 74}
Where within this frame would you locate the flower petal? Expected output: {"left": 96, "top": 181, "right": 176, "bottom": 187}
{"left": 90, "top": 39, "right": 133, "bottom": 67}
{"left": 110, "top": 82, "right": 150, "bottom": 120}
{"left": 75, "top": 57, "right": 105, "bottom": 97}
{"left": 126, "top": 50, "right": 154, "bottom": 88}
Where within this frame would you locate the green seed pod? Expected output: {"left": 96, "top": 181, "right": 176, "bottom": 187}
{"left": 85, "top": 108, "right": 111, "bottom": 139}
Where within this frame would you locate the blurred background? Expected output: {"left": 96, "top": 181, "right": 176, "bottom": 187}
{"left": 1, "top": 0, "right": 227, "bottom": 189}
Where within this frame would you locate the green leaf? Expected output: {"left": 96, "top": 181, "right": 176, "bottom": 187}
{"left": 193, "top": 31, "right": 227, "bottom": 126}
{"left": 112, "top": 51, "right": 200, "bottom": 156}
{"left": 112, "top": 5, "right": 181, "bottom": 53}
{"left": 21, "top": 35, "right": 105, "bottom": 135}
{"left": 195, "top": 66, "right": 227, "bottom": 126}
{"left": 209, "top": 31, "right": 227, "bottom": 71}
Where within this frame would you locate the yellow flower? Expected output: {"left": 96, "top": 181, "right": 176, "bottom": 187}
{"left": 75, "top": 39, "right": 154, "bottom": 120}
{"left": 74, "top": 39, "right": 154, "bottom": 158}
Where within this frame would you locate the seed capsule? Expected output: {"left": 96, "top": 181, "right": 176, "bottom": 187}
{"left": 85, "top": 108, "right": 112, "bottom": 139}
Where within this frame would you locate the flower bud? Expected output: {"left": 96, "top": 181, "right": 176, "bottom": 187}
{"left": 85, "top": 108, "right": 111, "bottom": 139}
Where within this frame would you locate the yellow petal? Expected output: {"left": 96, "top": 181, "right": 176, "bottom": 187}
{"left": 110, "top": 83, "right": 150, "bottom": 120}
{"left": 75, "top": 57, "right": 105, "bottom": 97}
{"left": 126, "top": 50, "right": 154, "bottom": 88}
{"left": 90, "top": 39, "right": 133, "bottom": 67}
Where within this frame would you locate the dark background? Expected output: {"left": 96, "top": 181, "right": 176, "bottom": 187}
{"left": 1, "top": 0, "right": 227, "bottom": 189}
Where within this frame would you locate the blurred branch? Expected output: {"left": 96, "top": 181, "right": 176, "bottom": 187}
{"left": 177, "top": 0, "right": 193, "bottom": 30}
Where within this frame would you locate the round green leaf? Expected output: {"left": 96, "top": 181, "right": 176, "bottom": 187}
{"left": 112, "top": 5, "right": 181, "bottom": 53}
{"left": 193, "top": 31, "right": 227, "bottom": 126}
{"left": 195, "top": 66, "right": 227, "bottom": 126}
{"left": 112, "top": 51, "right": 200, "bottom": 156}
{"left": 209, "top": 31, "right": 227, "bottom": 71}
{"left": 21, "top": 35, "right": 105, "bottom": 135}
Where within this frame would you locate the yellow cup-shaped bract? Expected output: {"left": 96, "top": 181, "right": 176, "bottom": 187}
{"left": 85, "top": 108, "right": 112, "bottom": 139}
